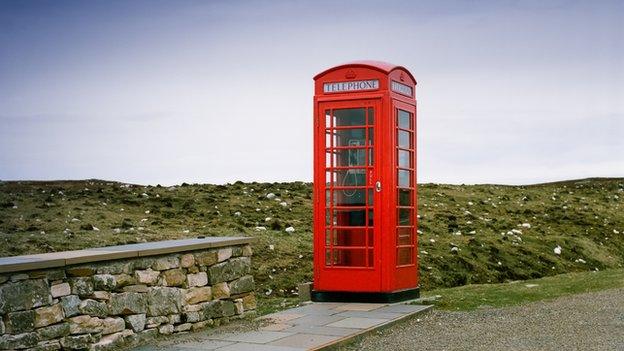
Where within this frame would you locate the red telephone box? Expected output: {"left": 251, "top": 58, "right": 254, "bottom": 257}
{"left": 312, "top": 61, "right": 418, "bottom": 302}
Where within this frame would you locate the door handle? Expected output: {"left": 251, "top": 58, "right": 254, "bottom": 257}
{"left": 375, "top": 181, "right": 382, "bottom": 192}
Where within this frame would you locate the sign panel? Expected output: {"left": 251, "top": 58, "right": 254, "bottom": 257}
{"left": 324, "top": 79, "right": 379, "bottom": 93}
{"left": 391, "top": 81, "right": 413, "bottom": 97}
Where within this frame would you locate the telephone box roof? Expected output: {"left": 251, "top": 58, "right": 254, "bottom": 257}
{"left": 314, "top": 60, "right": 416, "bottom": 84}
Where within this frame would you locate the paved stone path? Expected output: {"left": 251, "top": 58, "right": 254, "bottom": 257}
{"left": 134, "top": 302, "right": 431, "bottom": 350}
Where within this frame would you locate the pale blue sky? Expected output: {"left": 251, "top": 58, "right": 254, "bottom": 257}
{"left": 1, "top": 0, "right": 622, "bottom": 185}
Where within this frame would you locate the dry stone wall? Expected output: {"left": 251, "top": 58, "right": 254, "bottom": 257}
{"left": 0, "top": 243, "right": 256, "bottom": 350}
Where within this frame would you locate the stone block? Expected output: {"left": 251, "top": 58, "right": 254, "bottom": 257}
{"left": 60, "top": 334, "right": 98, "bottom": 350}
{"left": 96, "top": 261, "right": 131, "bottom": 275}
{"left": 66, "top": 266, "right": 95, "bottom": 277}
{"left": 101, "top": 317, "right": 125, "bottom": 335}
{"left": 185, "top": 287, "right": 212, "bottom": 304}
{"left": 180, "top": 254, "right": 195, "bottom": 268}
{"left": 93, "top": 274, "right": 117, "bottom": 291}
{"left": 131, "top": 257, "right": 155, "bottom": 270}
{"left": 124, "top": 314, "right": 146, "bottom": 332}
{"left": 212, "top": 282, "right": 230, "bottom": 300}
{"left": 158, "top": 324, "right": 174, "bottom": 335}
{"left": 242, "top": 294, "right": 257, "bottom": 310}
{"left": 108, "top": 292, "right": 147, "bottom": 315}
{"left": 162, "top": 269, "right": 186, "bottom": 287}
{"left": 174, "top": 323, "right": 192, "bottom": 332}
{"left": 0, "top": 332, "right": 39, "bottom": 350}
{"left": 187, "top": 272, "right": 208, "bottom": 287}
{"left": 231, "top": 246, "right": 243, "bottom": 257}
{"left": 152, "top": 256, "right": 179, "bottom": 271}
{"left": 217, "top": 248, "right": 233, "bottom": 262}
{"left": 229, "top": 275, "right": 254, "bottom": 295}
{"left": 122, "top": 284, "right": 150, "bottom": 293}
{"left": 5, "top": 310, "right": 36, "bottom": 333}
{"left": 207, "top": 257, "right": 251, "bottom": 284}
{"left": 0, "top": 279, "right": 51, "bottom": 313}
{"left": 146, "top": 287, "right": 183, "bottom": 316}
{"left": 69, "top": 277, "right": 93, "bottom": 297}
{"left": 29, "top": 269, "right": 66, "bottom": 281}
{"left": 242, "top": 245, "right": 253, "bottom": 256}
{"left": 79, "top": 299, "right": 108, "bottom": 317}
{"left": 50, "top": 283, "right": 71, "bottom": 298}
{"left": 60, "top": 295, "right": 81, "bottom": 318}
{"left": 184, "top": 311, "right": 202, "bottom": 323}
{"left": 113, "top": 273, "right": 136, "bottom": 287}
{"left": 191, "top": 319, "right": 213, "bottom": 331}
{"left": 234, "top": 299, "right": 244, "bottom": 315}
{"left": 92, "top": 291, "right": 112, "bottom": 301}
{"left": 145, "top": 316, "right": 168, "bottom": 328}
{"left": 297, "top": 282, "right": 312, "bottom": 302}
{"left": 11, "top": 273, "right": 30, "bottom": 282}
{"left": 33, "top": 339, "right": 62, "bottom": 351}
{"left": 135, "top": 270, "right": 160, "bottom": 285}
{"left": 168, "top": 314, "right": 181, "bottom": 324}
{"left": 195, "top": 251, "right": 218, "bottom": 266}
{"left": 68, "top": 315, "right": 103, "bottom": 334}
{"left": 36, "top": 322, "right": 70, "bottom": 340}
{"left": 203, "top": 300, "right": 235, "bottom": 319}
{"left": 34, "top": 304, "right": 65, "bottom": 328}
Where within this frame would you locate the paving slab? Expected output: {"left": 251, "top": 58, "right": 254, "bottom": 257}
{"left": 268, "top": 333, "right": 342, "bottom": 349}
{"left": 216, "top": 343, "right": 305, "bottom": 351}
{"left": 326, "top": 317, "right": 390, "bottom": 329}
{"left": 213, "top": 331, "right": 295, "bottom": 344}
{"left": 135, "top": 301, "right": 432, "bottom": 351}
{"left": 333, "top": 303, "right": 386, "bottom": 312}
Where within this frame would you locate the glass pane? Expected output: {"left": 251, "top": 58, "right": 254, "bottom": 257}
{"left": 333, "top": 209, "right": 366, "bottom": 226}
{"left": 326, "top": 131, "right": 331, "bottom": 148}
{"left": 398, "top": 109, "right": 412, "bottom": 129}
{"left": 368, "top": 229, "right": 374, "bottom": 247}
{"left": 398, "top": 169, "right": 412, "bottom": 187}
{"left": 398, "top": 130, "right": 411, "bottom": 148}
{"left": 325, "top": 250, "right": 331, "bottom": 266}
{"left": 397, "top": 247, "right": 413, "bottom": 265}
{"left": 397, "top": 227, "right": 412, "bottom": 245}
{"left": 398, "top": 150, "right": 412, "bottom": 168}
{"left": 332, "top": 249, "right": 366, "bottom": 267}
{"left": 325, "top": 190, "right": 331, "bottom": 206}
{"left": 368, "top": 249, "right": 374, "bottom": 267}
{"left": 334, "top": 108, "right": 366, "bottom": 127}
{"left": 333, "top": 187, "right": 366, "bottom": 206}
{"left": 325, "top": 229, "right": 331, "bottom": 245}
{"left": 367, "top": 189, "right": 374, "bottom": 206}
{"left": 335, "top": 169, "right": 366, "bottom": 188}
{"left": 326, "top": 210, "right": 332, "bottom": 225}
{"left": 334, "top": 148, "right": 366, "bottom": 167}
{"left": 398, "top": 189, "right": 412, "bottom": 206}
{"left": 368, "top": 209, "right": 373, "bottom": 226}
{"left": 325, "top": 110, "right": 331, "bottom": 128}
{"left": 368, "top": 128, "right": 374, "bottom": 146}
{"left": 368, "top": 108, "right": 374, "bottom": 125}
{"left": 334, "top": 228, "right": 367, "bottom": 246}
{"left": 398, "top": 208, "right": 413, "bottom": 225}
{"left": 334, "top": 128, "right": 366, "bottom": 147}
{"left": 368, "top": 148, "right": 374, "bottom": 166}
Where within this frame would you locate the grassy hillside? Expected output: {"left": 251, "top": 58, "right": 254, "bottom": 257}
{"left": 1, "top": 178, "right": 623, "bottom": 313}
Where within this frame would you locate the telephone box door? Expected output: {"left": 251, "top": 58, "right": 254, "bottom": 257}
{"left": 316, "top": 99, "right": 381, "bottom": 292}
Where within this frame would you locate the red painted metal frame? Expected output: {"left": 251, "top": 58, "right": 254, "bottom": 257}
{"left": 313, "top": 61, "right": 418, "bottom": 294}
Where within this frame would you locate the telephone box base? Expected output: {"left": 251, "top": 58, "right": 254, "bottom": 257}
{"left": 311, "top": 287, "right": 419, "bottom": 303}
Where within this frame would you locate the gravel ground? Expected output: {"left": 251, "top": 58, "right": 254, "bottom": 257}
{"left": 350, "top": 288, "right": 624, "bottom": 351}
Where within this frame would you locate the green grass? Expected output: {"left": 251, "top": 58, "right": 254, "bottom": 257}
{"left": 1, "top": 177, "right": 623, "bottom": 313}
{"left": 421, "top": 268, "right": 624, "bottom": 311}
